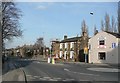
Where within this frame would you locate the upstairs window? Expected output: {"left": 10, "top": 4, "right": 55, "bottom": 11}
{"left": 99, "top": 40, "right": 105, "bottom": 45}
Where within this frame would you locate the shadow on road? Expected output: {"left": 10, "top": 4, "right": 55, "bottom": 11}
{"left": 2, "top": 56, "right": 34, "bottom": 75}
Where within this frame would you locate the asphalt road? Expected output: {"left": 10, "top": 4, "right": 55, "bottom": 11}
{"left": 14, "top": 59, "right": 119, "bottom": 82}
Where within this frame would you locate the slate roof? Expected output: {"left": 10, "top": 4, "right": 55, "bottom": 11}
{"left": 105, "top": 31, "right": 120, "bottom": 38}
{"left": 60, "top": 37, "right": 81, "bottom": 43}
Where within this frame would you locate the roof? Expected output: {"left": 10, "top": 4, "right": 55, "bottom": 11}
{"left": 105, "top": 31, "right": 120, "bottom": 38}
{"left": 60, "top": 37, "right": 81, "bottom": 43}
{"left": 51, "top": 40, "right": 60, "bottom": 43}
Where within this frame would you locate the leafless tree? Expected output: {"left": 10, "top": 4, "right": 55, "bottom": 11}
{"left": 118, "top": 1, "right": 120, "bottom": 34}
{"left": 2, "top": 1, "right": 22, "bottom": 46}
{"left": 94, "top": 25, "right": 98, "bottom": 35}
{"left": 81, "top": 19, "right": 88, "bottom": 36}
{"left": 35, "top": 37, "right": 45, "bottom": 47}
{"left": 111, "top": 16, "right": 118, "bottom": 33}
{"left": 101, "top": 20, "right": 104, "bottom": 31}
{"left": 104, "top": 13, "right": 110, "bottom": 32}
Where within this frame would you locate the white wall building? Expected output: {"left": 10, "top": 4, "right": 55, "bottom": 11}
{"left": 88, "top": 31, "right": 120, "bottom": 64}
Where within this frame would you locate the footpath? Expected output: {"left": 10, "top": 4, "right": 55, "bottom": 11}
{"left": 2, "top": 59, "right": 26, "bottom": 82}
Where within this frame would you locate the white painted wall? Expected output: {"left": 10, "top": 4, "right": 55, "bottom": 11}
{"left": 60, "top": 43, "right": 63, "bottom": 49}
{"left": 60, "top": 51, "right": 62, "bottom": 58}
{"left": 70, "top": 42, "right": 74, "bottom": 48}
{"left": 70, "top": 51, "right": 74, "bottom": 59}
{"left": 65, "top": 43, "right": 68, "bottom": 48}
{"left": 89, "top": 31, "right": 119, "bottom": 64}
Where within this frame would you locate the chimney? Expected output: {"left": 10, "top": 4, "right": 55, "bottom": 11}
{"left": 64, "top": 35, "right": 67, "bottom": 40}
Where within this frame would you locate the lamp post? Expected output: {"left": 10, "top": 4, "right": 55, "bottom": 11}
{"left": 90, "top": 12, "right": 94, "bottom": 36}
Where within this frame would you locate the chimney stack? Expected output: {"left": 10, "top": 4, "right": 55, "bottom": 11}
{"left": 64, "top": 35, "right": 67, "bottom": 40}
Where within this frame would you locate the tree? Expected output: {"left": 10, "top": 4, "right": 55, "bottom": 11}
{"left": 94, "top": 25, "right": 98, "bottom": 35}
{"left": 118, "top": 1, "right": 120, "bottom": 34}
{"left": 104, "top": 13, "right": 110, "bottom": 32}
{"left": 2, "top": 1, "right": 22, "bottom": 47}
{"left": 111, "top": 16, "right": 117, "bottom": 33}
{"left": 101, "top": 20, "right": 104, "bottom": 31}
{"left": 35, "top": 37, "right": 45, "bottom": 47}
{"left": 81, "top": 19, "right": 88, "bottom": 37}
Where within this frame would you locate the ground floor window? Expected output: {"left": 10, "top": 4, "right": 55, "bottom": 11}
{"left": 98, "top": 52, "right": 106, "bottom": 60}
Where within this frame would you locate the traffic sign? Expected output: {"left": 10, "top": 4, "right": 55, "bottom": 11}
{"left": 84, "top": 47, "right": 88, "bottom": 54}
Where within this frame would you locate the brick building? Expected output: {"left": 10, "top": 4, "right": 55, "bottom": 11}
{"left": 51, "top": 31, "right": 89, "bottom": 62}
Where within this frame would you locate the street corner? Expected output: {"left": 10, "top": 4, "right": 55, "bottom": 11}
{"left": 2, "top": 68, "right": 26, "bottom": 81}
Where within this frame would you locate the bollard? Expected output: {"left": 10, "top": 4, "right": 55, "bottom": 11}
{"left": 48, "top": 57, "right": 50, "bottom": 63}
{"left": 52, "top": 57, "right": 55, "bottom": 64}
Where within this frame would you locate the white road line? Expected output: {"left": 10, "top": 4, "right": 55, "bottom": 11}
{"left": 39, "top": 78, "right": 47, "bottom": 80}
{"left": 63, "top": 79, "right": 75, "bottom": 81}
{"left": 26, "top": 75, "right": 32, "bottom": 77}
{"left": 53, "top": 77, "right": 61, "bottom": 80}
{"left": 33, "top": 76, "right": 40, "bottom": 78}
{"left": 64, "top": 68, "right": 99, "bottom": 76}
{"left": 49, "top": 79, "right": 58, "bottom": 81}
{"left": 64, "top": 68, "right": 69, "bottom": 71}
{"left": 87, "top": 68, "right": 120, "bottom": 72}
{"left": 43, "top": 77, "right": 51, "bottom": 79}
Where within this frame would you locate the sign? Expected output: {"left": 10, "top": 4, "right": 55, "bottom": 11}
{"left": 84, "top": 47, "right": 88, "bottom": 54}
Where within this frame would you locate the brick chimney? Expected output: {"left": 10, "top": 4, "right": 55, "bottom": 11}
{"left": 64, "top": 35, "right": 67, "bottom": 40}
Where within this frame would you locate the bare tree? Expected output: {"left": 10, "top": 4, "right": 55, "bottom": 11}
{"left": 101, "top": 20, "right": 104, "bottom": 31}
{"left": 81, "top": 19, "right": 88, "bottom": 36}
{"left": 35, "top": 37, "right": 45, "bottom": 47}
{"left": 94, "top": 25, "right": 98, "bottom": 35}
{"left": 104, "top": 13, "right": 110, "bottom": 32}
{"left": 2, "top": 2, "right": 22, "bottom": 45}
{"left": 118, "top": 1, "right": 120, "bottom": 34}
{"left": 111, "top": 16, "right": 117, "bottom": 33}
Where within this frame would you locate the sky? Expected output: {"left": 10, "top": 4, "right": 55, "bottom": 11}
{"left": 5, "top": 1, "right": 118, "bottom": 49}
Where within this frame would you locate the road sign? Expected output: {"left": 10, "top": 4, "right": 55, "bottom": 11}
{"left": 84, "top": 47, "right": 88, "bottom": 54}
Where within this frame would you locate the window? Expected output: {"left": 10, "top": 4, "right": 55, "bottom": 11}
{"left": 89, "top": 44, "right": 91, "bottom": 50}
{"left": 98, "top": 52, "right": 106, "bottom": 60}
{"left": 99, "top": 40, "right": 105, "bottom": 45}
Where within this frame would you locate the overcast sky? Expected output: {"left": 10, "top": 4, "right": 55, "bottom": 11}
{"left": 5, "top": 1, "right": 118, "bottom": 48}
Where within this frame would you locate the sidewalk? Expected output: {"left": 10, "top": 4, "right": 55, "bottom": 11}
{"left": 2, "top": 60, "right": 26, "bottom": 81}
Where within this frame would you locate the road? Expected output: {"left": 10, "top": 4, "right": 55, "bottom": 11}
{"left": 13, "top": 58, "right": 119, "bottom": 82}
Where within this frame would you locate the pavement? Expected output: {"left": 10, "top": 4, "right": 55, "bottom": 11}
{"left": 2, "top": 59, "right": 26, "bottom": 81}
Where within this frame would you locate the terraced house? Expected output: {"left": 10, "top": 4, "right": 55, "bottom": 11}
{"left": 52, "top": 31, "right": 89, "bottom": 62}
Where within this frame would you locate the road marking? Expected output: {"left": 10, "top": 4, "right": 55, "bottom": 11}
{"left": 26, "top": 75, "right": 32, "bottom": 77}
{"left": 43, "top": 77, "right": 51, "bottom": 79}
{"left": 53, "top": 77, "right": 61, "bottom": 80}
{"left": 49, "top": 79, "right": 58, "bottom": 81}
{"left": 64, "top": 68, "right": 99, "bottom": 76}
{"left": 63, "top": 79, "right": 75, "bottom": 81}
{"left": 87, "top": 68, "right": 120, "bottom": 72}
{"left": 64, "top": 68, "right": 69, "bottom": 71}
{"left": 39, "top": 78, "right": 47, "bottom": 80}
{"left": 33, "top": 76, "right": 40, "bottom": 78}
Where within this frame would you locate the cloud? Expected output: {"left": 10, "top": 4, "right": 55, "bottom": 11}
{"left": 37, "top": 5, "right": 47, "bottom": 10}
